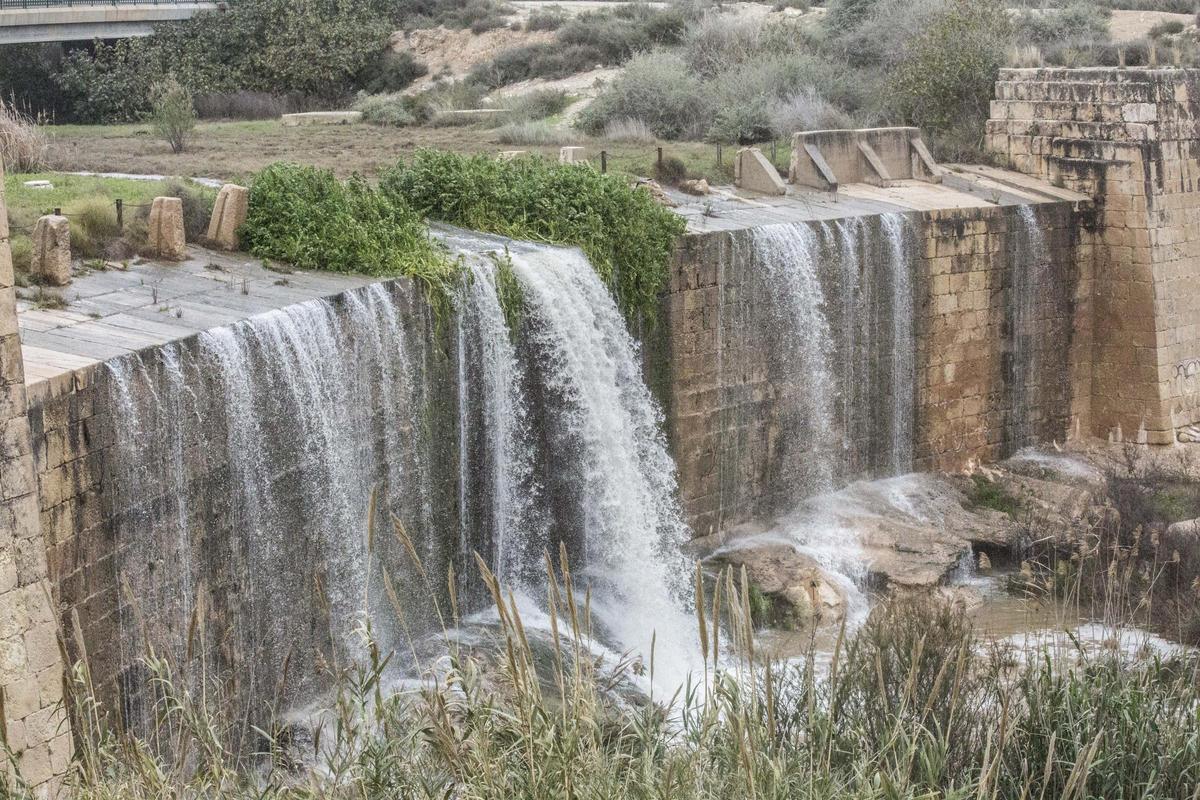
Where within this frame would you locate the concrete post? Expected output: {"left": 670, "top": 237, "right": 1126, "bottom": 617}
{"left": 30, "top": 215, "right": 70, "bottom": 287}
{"left": 206, "top": 183, "right": 249, "bottom": 251}
{"left": 0, "top": 163, "right": 74, "bottom": 794}
{"left": 147, "top": 196, "right": 186, "bottom": 261}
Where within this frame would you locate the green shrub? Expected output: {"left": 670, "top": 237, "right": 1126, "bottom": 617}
{"left": 654, "top": 155, "right": 689, "bottom": 185}
{"left": 70, "top": 199, "right": 121, "bottom": 259}
{"left": 9, "top": 236, "right": 32, "bottom": 277}
{"left": 241, "top": 162, "right": 457, "bottom": 314}
{"left": 1014, "top": 3, "right": 1111, "bottom": 45}
{"left": 525, "top": 7, "right": 567, "bottom": 31}
{"left": 470, "top": 42, "right": 604, "bottom": 88}
{"left": 382, "top": 150, "right": 686, "bottom": 323}
{"left": 965, "top": 474, "right": 1020, "bottom": 518}
{"left": 55, "top": 0, "right": 392, "bottom": 121}
{"left": 146, "top": 76, "right": 197, "bottom": 154}
{"left": 354, "top": 92, "right": 421, "bottom": 126}
{"left": 577, "top": 50, "right": 710, "bottom": 140}
{"left": 359, "top": 50, "right": 428, "bottom": 94}
{"left": 502, "top": 89, "right": 570, "bottom": 122}
{"left": 886, "top": 0, "right": 1010, "bottom": 157}
{"left": 1150, "top": 18, "right": 1188, "bottom": 37}
{"left": 161, "top": 180, "right": 216, "bottom": 240}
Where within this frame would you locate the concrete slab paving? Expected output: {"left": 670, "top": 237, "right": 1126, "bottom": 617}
{"left": 17, "top": 247, "right": 378, "bottom": 395}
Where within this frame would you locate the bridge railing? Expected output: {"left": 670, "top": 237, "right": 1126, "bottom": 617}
{"left": 1, "top": 0, "right": 208, "bottom": 8}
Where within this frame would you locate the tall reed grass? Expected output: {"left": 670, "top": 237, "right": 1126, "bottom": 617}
{"left": 12, "top": 514, "right": 1197, "bottom": 800}
{"left": 0, "top": 99, "right": 48, "bottom": 173}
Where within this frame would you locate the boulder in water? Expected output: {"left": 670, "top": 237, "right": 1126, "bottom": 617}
{"left": 705, "top": 542, "right": 846, "bottom": 628}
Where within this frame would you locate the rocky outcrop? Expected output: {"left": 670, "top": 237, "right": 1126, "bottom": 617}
{"left": 705, "top": 540, "right": 846, "bottom": 626}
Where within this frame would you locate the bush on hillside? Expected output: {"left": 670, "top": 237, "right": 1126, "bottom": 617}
{"left": 577, "top": 51, "right": 709, "bottom": 140}
{"left": 1149, "top": 18, "right": 1187, "bottom": 37}
{"left": 381, "top": 150, "right": 686, "bottom": 323}
{"left": 886, "top": 0, "right": 1010, "bottom": 157}
{"left": 360, "top": 50, "right": 429, "bottom": 94}
{"left": 525, "top": 7, "right": 567, "bottom": 31}
{"left": 472, "top": 4, "right": 688, "bottom": 89}
{"left": 1014, "top": 3, "right": 1111, "bottom": 45}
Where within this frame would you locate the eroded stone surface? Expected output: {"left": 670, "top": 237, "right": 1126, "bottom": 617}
{"left": 206, "top": 183, "right": 249, "bottom": 251}
{"left": 148, "top": 196, "right": 186, "bottom": 261}
{"left": 31, "top": 215, "right": 70, "bottom": 287}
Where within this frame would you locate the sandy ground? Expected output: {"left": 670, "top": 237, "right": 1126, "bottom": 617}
{"left": 1109, "top": 9, "right": 1194, "bottom": 42}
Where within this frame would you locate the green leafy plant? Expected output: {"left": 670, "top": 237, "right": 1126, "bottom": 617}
{"left": 240, "top": 162, "right": 460, "bottom": 316}
{"left": 146, "top": 76, "right": 197, "bottom": 154}
{"left": 382, "top": 150, "right": 686, "bottom": 323}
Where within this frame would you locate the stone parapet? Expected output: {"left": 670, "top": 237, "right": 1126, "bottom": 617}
{"left": 988, "top": 68, "right": 1200, "bottom": 443}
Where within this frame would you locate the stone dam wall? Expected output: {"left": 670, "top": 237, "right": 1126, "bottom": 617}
{"left": 662, "top": 202, "right": 1092, "bottom": 536}
{"left": 5, "top": 66, "right": 1200, "bottom": 787}
{"left": 988, "top": 68, "right": 1200, "bottom": 444}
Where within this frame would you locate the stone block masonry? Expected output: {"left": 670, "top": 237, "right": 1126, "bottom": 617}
{"left": 663, "top": 201, "right": 1089, "bottom": 535}
{"left": 0, "top": 165, "right": 73, "bottom": 793}
{"left": 988, "top": 68, "right": 1200, "bottom": 444}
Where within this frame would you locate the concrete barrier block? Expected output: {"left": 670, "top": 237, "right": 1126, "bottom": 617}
{"left": 148, "top": 197, "right": 186, "bottom": 261}
{"left": 31, "top": 215, "right": 71, "bottom": 287}
{"left": 206, "top": 183, "right": 249, "bottom": 251}
{"left": 559, "top": 146, "right": 587, "bottom": 164}
{"left": 735, "top": 148, "right": 786, "bottom": 196}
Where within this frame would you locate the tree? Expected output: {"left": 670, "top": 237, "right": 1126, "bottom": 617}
{"left": 147, "top": 77, "right": 197, "bottom": 154}
{"left": 885, "top": 0, "right": 1011, "bottom": 158}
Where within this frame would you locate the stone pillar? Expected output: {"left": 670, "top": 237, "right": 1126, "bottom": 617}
{"left": 30, "top": 215, "right": 71, "bottom": 287}
{"left": 988, "top": 68, "right": 1200, "bottom": 444}
{"left": 147, "top": 196, "right": 186, "bottom": 261}
{"left": 0, "top": 165, "right": 74, "bottom": 793}
{"left": 206, "top": 183, "right": 249, "bottom": 251}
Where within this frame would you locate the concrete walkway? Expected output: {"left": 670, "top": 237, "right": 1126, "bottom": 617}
{"left": 17, "top": 247, "right": 375, "bottom": 404}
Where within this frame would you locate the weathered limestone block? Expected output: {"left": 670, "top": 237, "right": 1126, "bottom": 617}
{"left": 30, "top": 215, "right": 71, "bottom": 287}
{"left": 206, "top": 183, "right": 249, "bottom": 250}
{"left": 559, "top": 146, "right": 587, "bottom": 164}
{"left": 0, "top": 161, "right": 73, "bottom": 796}
{"left": 734, "top": 147, "right": 786, "bottom": 196}
{"left": 148, "top": 196, "right": 186, "bottom": 261}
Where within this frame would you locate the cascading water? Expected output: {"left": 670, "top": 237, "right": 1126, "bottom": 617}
{"left": 1009, "top": 205, "right": 1050, "bottom": 452}
{"left": 503, "top": 243, "right": 697, "bottom": 683}
{"left": 104, "top": 235, "right": 700, "bottom": 734}
{"left": 734, "top": 213, "right": 918, "bottom": 617}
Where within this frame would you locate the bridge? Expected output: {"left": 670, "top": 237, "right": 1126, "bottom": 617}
{"left": 0, "top": 0, "right": 218, "bottom": 45}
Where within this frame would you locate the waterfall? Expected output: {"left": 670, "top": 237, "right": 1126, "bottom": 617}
{"left": 1010, "top": 205, "right": 1050, "bottom": 451}
{"left": 103, "top": 237, "right": 701, "bottom": 728}
{"left": 503, "top": 244, "right": 697, "bottom": 682}
{"left": 747, "top": 222, "right": 839, "bottom": 498}
{"left": 740, "top": 214, "right": 918, "bottom": 614}
{"left": 882, "top": 214, "right": 916, "bottom": 475}
{"left": 105, "top": 284, "right": 436, "bottom": 727}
